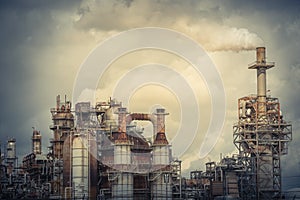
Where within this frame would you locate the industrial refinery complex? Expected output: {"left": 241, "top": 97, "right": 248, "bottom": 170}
{"left": 0, "top": 47, "right": 293, "bottom": 199}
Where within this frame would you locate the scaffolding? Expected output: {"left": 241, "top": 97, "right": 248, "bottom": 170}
{"left": 233, "top": 47, "right": 292, "bottom": 199}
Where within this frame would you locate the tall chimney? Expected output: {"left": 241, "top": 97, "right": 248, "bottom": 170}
{"left": 153, "top": 108, "right": 169, "bottom": 145}
{"left": 116, "top": 107, "right": 129, "bottom": 143}
{"left": 256, "top": 47, "right": 267, "bottom": 100}
{"left": 249, "top": 47, "right": 274, "bottom": 118}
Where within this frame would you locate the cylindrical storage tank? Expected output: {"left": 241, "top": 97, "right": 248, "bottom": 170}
{"left": 72, "top": 135, "right": 88, "bottom": 199}
{"left": 114, "top": 144, "right": 131, "bottom": 165}
{"left": 151, "top": 173, "right": 172, "bottom": 199}
{"left": 112, "top": 173, "right": 133, "bottom": 200}
{"left": 152, "top": 145, "right": 170, "bottom": 166}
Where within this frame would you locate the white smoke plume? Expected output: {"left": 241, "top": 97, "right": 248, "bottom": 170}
{"left": 74, "top": 0, "right": 264, "bottom": 52}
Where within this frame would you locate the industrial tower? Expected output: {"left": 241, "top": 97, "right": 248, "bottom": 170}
{"left": 49, "top": 95, "right": 75, "bottom": 197}
{"left": 233, "top": 47, "right": 292, "bottom": 199}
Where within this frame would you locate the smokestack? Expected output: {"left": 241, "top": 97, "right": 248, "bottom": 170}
{"left": 156, "top": 108, "right": 166, "bottom": 134}
{"left": 153, "top": 108, "right": 169, "bottom": 145}
{"left": 256, "top": 47, "right": 266, "bottom": 63}
{"left": 118, "top": 107, "right": 127, "bottom": 134}
{"left": 249, "top": 47, "right": 274, "bottom": 118}
{"left": 256, "top": 47, "right": 267, "bottom": 101}
{"left": 116, "top": 107, "right": 129, "bottom": 143}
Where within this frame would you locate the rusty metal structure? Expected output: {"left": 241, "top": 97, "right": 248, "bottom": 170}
{"left": 89, "top": 99, "right": 181, "bottom": 199}
{"left": 0, "top": 47, "right": 294, "bottom": 200}
{"left": 49, "top": 95, "right": 75, "bottom": 198}
{"left": 233, "top": 47, "right": 292, "bottom": 199}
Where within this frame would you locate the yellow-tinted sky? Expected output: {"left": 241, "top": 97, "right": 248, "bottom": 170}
{"left": 0, "top": 0, "right": 299, "bottom": 190}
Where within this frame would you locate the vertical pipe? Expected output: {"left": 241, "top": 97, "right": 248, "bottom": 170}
{"left": 153, "top": 108, "right": 169, "bottom": 145}
{"left": 179, "top": 161, "right": 182, "bottom": 199}
{"left": 156, "top": 108, "right": 166, "bottom": 134}
{"left": 56, "top": 95, "right": 60, "bottom": 111}
{"left": 118, "top": 107, "right": 127, "bottom": 134}
{"left": 256, "top": 47, "right": 267, "bottom": 117}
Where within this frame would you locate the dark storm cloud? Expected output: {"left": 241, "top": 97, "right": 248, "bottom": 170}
{"left": 74, "top": 0, "right": 226, "bottom": 31}
{"left": 0, "top": 1, "right": 81, "bottom": 155}
{"left": 74, "top": 0, "right": 264, "bottom": 51}
{"left": 220, "top": 1, "right": 300, "bottom": 188}
{"left": 212, "top": 0, "right": 300, "bottom": 121}
{"left": 221, "top": 0, "right": 300, "bottom": 14}
{"left": 0, "top": 0, "right": 82, "bottom": 11}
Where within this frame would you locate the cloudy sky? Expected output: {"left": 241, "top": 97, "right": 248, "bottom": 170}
{"left": 0, "top": 0, "right": 299, "bottom": 190}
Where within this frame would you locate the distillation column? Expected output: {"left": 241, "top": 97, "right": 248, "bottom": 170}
{"left": 112, "top": 107, "right": 133, "bottom": 200}
{"left": 152, "top": 108, "right": 172, "bottom": 199}
{"left": 50, "top": 95, "right": 74, "bottom": 197}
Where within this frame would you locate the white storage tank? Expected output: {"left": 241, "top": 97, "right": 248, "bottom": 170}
{"left": 152, "top": 145, "right": 170, "bottom": 166}
{"left": 72, "top": 135, "right": 88, "bottom": 199}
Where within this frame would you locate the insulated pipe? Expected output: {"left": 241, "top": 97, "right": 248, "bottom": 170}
{"left": 126, "top": 113, "right": 156, "bottom": 135}
{"left": 126, "top": 113, "right": 155, "bottom": 124}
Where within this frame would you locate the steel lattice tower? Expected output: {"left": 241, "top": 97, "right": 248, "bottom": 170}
{"left": 233, "top": 47, "right": 292, "bottom": 199}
